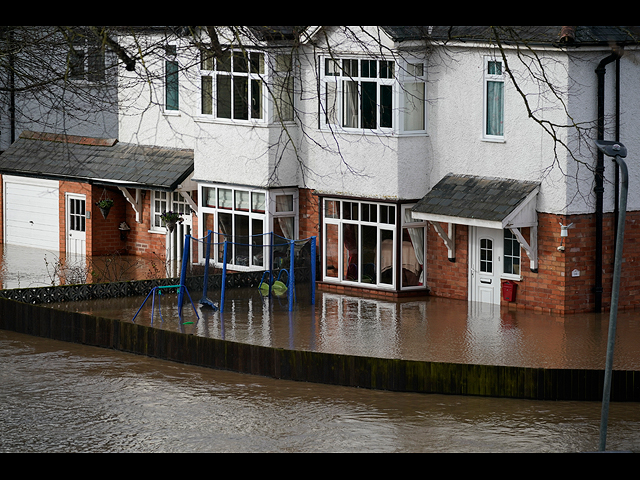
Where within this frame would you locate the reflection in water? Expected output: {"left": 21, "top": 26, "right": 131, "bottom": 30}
{"left": 2, "top": 330, "right": 639, "bottom": 453}
{"left": 0, "top": 244, "right": 169, "bottom": 290}
{"left": 55, "top": 288, "right": 640, "bottom": 371}
{"left": 0, "top": 244, "right": 59, "bottom": 289}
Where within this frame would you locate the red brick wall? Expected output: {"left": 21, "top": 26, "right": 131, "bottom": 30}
{"left": 424, "top": 212, "right": 640, "bottom": 315}
{"left": 426, "top": 222, "right": 469, "bottom": 300}
{"left": 55, "top": 184, "right": 168, "bottom": 260}
{"left": 299, "top": 188, "right": 320, "bottom": 241}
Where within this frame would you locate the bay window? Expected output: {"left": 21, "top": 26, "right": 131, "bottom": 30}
{"left": 200, "top": 49, "right": 295, "bottom": 123}
{"left": 322, "top": 57, "right": 426, "bottom": 134}
{"left": 200, "top": 50, "right": 265, "bottom": 121}
{"left": 323, "top": 199, "right": 427, "bottom": 290}
{"left": 199, "top": 185, "right": 298, "bottom": 271}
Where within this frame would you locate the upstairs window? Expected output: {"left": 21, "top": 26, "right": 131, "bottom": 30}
{"left": 324, "top": 58, "right": 395, "bottom": 131}
{"left": 165, "top": 45, "right": 179, "bottom": 111}
{"left": 200, "top": 50, "right": 265, "bottom": 121}
{"left": 272, "top": 54, "right": 295, "bottom": 122}
{"left": 484, "top": 58, "right": 504, "bottom": 139}
{"left": 322, "top": 57, "right": 426, "bottom": 134}
{"left": 69, "top": 36, "right": 105, "bottom": 82}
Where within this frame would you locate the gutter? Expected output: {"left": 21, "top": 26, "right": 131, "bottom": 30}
{"left": 594, "top": 47, "right": 623, "bottom": 312}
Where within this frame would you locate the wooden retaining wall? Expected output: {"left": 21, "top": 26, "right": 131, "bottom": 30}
{"left": 1, "top": 296, "right": 639, "bottom": 401}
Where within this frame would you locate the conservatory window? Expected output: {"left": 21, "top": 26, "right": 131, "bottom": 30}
{"left": 199, "top": 186, "right": 298, "bottom": 271}
{"left": 323, "top": 199, "right": 398, "bottom": 288}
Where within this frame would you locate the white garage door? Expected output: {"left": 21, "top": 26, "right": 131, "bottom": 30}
{"left": 4, "top": 177, "right": 60, "bottom": 251}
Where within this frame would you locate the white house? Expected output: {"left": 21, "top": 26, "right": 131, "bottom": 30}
{"left": 15, "top": 25, "right": 638, "bottom": 313}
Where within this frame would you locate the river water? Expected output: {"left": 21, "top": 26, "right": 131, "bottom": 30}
{"left": 2, "top": 329, "right": 640, "bottom": 453}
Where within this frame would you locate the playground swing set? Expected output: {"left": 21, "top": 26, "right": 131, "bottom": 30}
{"left": 132, "top": 231, "right": 316, "bottom": 325}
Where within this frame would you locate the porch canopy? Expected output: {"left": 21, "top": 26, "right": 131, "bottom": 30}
{"left": 0, "top": 131, "right": 195, "bottom": 221}
{"left": 411, "top": 173, "right": 541, "bottom": 271}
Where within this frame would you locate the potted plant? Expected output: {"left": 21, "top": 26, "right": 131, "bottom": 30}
{"left": 160, "top": 210, "right": 183, "bottom": 232}
{"left": 96, "top": 198, "right": 114, "bottom": 219}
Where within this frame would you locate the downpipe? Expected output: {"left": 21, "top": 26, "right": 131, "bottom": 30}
{"left": 594, "top": 49, "right": 623, "bottom": 312}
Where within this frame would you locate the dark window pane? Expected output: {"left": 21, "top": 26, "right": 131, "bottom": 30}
{"left": 201, "top": 76, "right": 212, "bottom": 114}
{"left": 380, "top": 85, "right": 393, "bottom": 128}
{"left": 217, "top": 75, "right": 232, "bottom": 118}
{"left": 251, "top": 79, "right": 262, "bottom": 119}
{"left": 361, "top": 81, "right": 377, "bottom": 129}
{"left": 234, "top": 76, "right": 248, "bottom": 120}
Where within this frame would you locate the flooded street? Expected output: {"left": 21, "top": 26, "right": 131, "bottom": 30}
{"left": 53, "top": 287, "right": 640, "bottom": 370}
{"left": 2, "top": 246, "right": 640, "bottom": 452}
{"left": 2, "top": 329, "right": 640, "bottom": 453}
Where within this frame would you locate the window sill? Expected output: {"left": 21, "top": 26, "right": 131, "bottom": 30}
{"left": 163, "top": 110, "right": 181, "bottom": 117}
{"left": 481, "top": 136, "right": 505, "bottom": 144}
{"left": 501, "top": 273, "right": 522, "bottom": 282}
{"left": 194, "top": 115, "right": 269, "bottom": 127}
{"left": 320, "top": 126, "right": 428, "bottom": 137}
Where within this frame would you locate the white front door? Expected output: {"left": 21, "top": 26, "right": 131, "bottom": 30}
{"left": 470, "top": 227, "right": 503, "bottom": 305}
{"left": 66, "top": 194, "right": 86, "bottom": 256}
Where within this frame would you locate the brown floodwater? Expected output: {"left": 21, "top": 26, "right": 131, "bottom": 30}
{"left": 53, "top": 287, "right": 640, "bottom": 371}
{"left": 3, "top": 246, "right": 640, "bottom": 452}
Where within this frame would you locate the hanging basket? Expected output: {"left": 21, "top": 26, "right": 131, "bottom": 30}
{"left": 96, "top": 191, "right": 114, "bottom": 220}
{"left": 165, "top": 221, "right": 176, "bottom": 233}
{"left": 99, "top": 206, "right": 111, "bottom": 219}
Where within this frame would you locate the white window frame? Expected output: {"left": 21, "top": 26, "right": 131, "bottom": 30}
{"left": 399, "top": 62, "right": 427, "bottom": 134}
{"left": 400, "top": 204, "right": 428, "bottom": 289}
{"left": 198, "top": 184, "right": 298, "bottom": 272}
{"left": 164, "top": 43, "right": 180, "bottom": 113}
{"left": 322, "top": 198, "right": 398, "bottom": 289}
{"left": 502, "top": 228, "right": 522, "bottom": 280}
{"left": 321, "top": 57, "right": 396, "bottom": 134}
{"left": 199, "top": 49, "right": 267, "bottom": 124}
{"left": 69, "top": 34, "right": 106, "bottom": 83}
{"left": 270, "top": 53, "right": 296, "bottom": 124}
{"left": 483, "top": 56, "right": 505, "bottom": 141}
{"left": 321, "top": 56, "right": 427, "bottom": 135}
{"left": 151, "top": 190, "right": 191, "bottom": 233}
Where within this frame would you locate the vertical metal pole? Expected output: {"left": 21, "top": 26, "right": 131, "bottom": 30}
{"left": 311, "top": 237, "right": 316, "bottom": 305}
{"left": 599, "top": 154, "right": 628, "bottom": 452}
{"left": 289, "top": 240, "right": 295, "bottom": 312}
{"left": 202, "top": 230, "right": 212, "bottom": 301}
{"left": 220, "top": 241, "right": 228, "bottom": 313}
{"left": 177, "top": 234, "right": 190, "bottom": 318}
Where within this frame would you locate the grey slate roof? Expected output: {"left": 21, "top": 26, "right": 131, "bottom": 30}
{"left": 383, "top": 26, "right": 640, "bottom": 46}
{"left": 411, "top": 174, "right": 540, "bottom": 224}
{"left": 0, "top": 131, "right": 194, "bottom": 192}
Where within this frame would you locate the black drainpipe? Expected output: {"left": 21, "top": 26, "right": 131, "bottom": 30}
{"left": 595, "top": 48, "right": 623, "bottom": 313}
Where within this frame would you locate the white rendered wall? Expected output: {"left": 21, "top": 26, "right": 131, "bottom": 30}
{"left": 114, "top": 29, "right": 640, "bottom": 217}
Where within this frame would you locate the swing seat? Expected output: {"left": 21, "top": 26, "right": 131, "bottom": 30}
{"left": 259, "top": 279, "right": 288, "bottom": 297}
{"left": 200, "top": 297, "right": 218, "bottom": 310}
